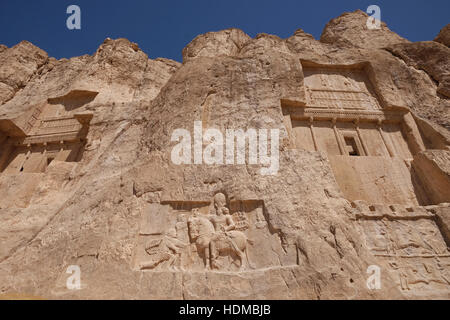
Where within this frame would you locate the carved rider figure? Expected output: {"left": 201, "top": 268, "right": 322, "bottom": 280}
{"left": 210, "top": 193, "right": 235, "bottom": 233}
{"left": 209, "top": 193, "right": 236, "bottom": 268}
{"left": 187, "top": 196, "right": 253, "bottom": 270}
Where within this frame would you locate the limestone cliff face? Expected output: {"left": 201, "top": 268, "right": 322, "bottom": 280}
{"left": 0, "top": 10, "right": 449, "bottom": 299}
{"left": 0, "top": 41, "right": 48, "bottom": 106}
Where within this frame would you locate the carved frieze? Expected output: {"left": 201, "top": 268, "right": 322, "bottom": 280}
{"left": 134, "top": 193, "right": 291, "bottom": 272}
{"left": 354, "top": 202, "right": 450, "bottom": 292}
{"left": 303, "top": 67, "right": 381, "bottom": 110}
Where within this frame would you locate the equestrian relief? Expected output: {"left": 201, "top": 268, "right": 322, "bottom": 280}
{"left": 134, "top": 193, "right": 295, "bottom": 272}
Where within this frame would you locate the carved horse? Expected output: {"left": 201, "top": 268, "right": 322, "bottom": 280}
{"left": 187, "top": 215, "right": 253, "bottom": 270}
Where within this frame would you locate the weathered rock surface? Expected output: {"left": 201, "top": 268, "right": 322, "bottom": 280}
{"left": 0, "top": 41, "right": 48, "bottom": 105}
{"left": 386, "top": 41, "right": 450, "bottom": 98}
{"left": 435, "top": 24, "right": 450, "bottom": 47}
{"left": 320, "top": 10, "right": 409, "bottom": 49}
{"left": 0, "top": 10, "right": 449, "bottom": 300}
{"left": 182, "top": 28, "right": 251, "bottom": 63}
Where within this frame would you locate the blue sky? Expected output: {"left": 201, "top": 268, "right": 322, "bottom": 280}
{"left": 1, "top": 0, "right": 449, "bottom": 62}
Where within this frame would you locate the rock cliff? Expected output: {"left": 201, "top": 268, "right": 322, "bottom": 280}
{"left": 0, "top": 10, "right": 449, "bottom": 299}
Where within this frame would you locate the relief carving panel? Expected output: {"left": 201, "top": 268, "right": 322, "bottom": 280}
{"left": 303, "top": 67, "right": 381, "bottom": 110}
{"left": 354, "top": 202, "right": 450, "bottom": 292}
{"left": 134, "top": 193, "right": 290, "bottom": 272}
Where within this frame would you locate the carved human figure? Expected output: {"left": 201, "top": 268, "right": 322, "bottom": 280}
{"left": 392, "top": 221, "right": 425, "bottom": 255}
{"left": 208, "top": 193, "right": 237, "bottom": 268}
{"left": 209, "top": 193, "right": 235, "bottom": 232}
{"left": 365, "top": 220, "right": 392, "bottom": 254}
{"left": 255, "top": 207, "right": 266, "bottom": 229}
{"left": 140, "top": 227, "right": 187, "bottom": 271}
{"left": 389, "top": 261, "right": 410, "bottom": 290}
{"left": 175, "top": 214, "right": 189, "bottom": 244}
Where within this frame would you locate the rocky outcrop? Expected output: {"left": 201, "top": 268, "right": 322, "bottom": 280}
{"left": 182, "top": 28, "right": 251, "bottom": 62}
{"left": 0, "top": 41, "right": 48, "bottom": 105}
{"left": 320, "top": 10, "right": 409, "bottom": 49}
{"left": 0, "top": 38, "right": 180, "bottom": 122}
{"left": 386, "top": 41, "right": 450, "bottom": 98}
{"left": 435, "top": 24, "right": 450, "bottom": 47}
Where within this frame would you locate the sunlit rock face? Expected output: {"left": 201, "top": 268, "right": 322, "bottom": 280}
{"left": 0, "top": 10, "right": 449, "bottom": 300}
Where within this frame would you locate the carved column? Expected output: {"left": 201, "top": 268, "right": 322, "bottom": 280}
{"left": 18, "top": 144, "right": 32, "bottom": 172}
{"left": 332, "top": 118, "right": 345, "bottom": 155}
{"left": 39, "top": 142, "right": 48, "bottom": 172}
{"left": 354, "top": 118, "right": 369, "bottom": 156}
{"left": 377, "top": 119, "right": 395, "bottom": 158}
{"left": 309, "top": 116, "right": 318, "bottom": 151}
{"left": 402, "top": 112, "right": 426, "bottom": 156}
